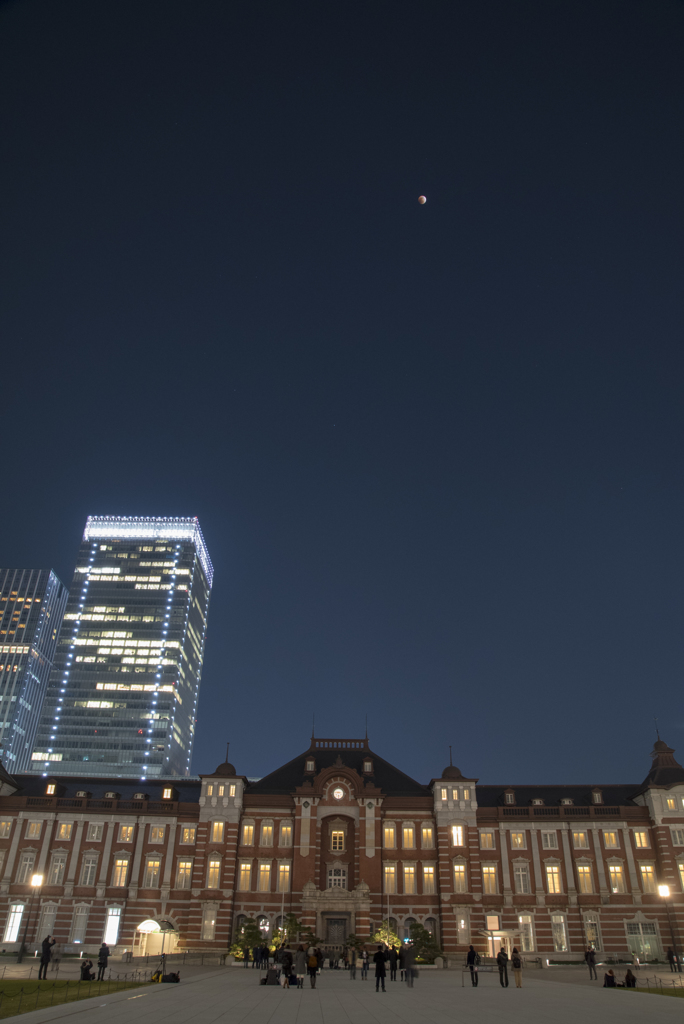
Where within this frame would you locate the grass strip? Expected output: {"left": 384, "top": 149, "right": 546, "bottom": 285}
{"left": 0, "top": 979, "right": 147, "bottom": 1018}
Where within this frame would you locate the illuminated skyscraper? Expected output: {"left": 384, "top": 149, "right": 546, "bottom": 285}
{"left": 0, "top": 569, "right": 67, "bottom": 772}
{"left": 31, "top": 517, "right": 213, "bottom": 778}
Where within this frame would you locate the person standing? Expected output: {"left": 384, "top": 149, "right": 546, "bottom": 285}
{"left": 361, "top": 949, "right": 369, "bottom": 979}
{"left": 404, "top": 942, "right": 417, "bottom": 987}
{"left": 373, "top": 945, "right": 387, "bottom": 992}
{"left": 511, "top": 947, "right": 522, "bottom": 988}
{"left": 307, "top": 948, "right": 318, "bottom": 988}
{"left": 39, "top": 936, "right": 56, "bottom": 980}
{"left": 280, "top": 945, "right": 293, "bottom": 988}
{"left": 496, "top": 947, "right": 509, "bottom": 988}
{"left": 50, "top": 942, "right": 62, "bottom": 974}
{"left": 349, "top": 948, "right": 357, "bottom": 980}
{"left": 388, "top": 945, "right": 398, "bottom": 981}
{"left": 585, "top": 947, "right": 597, "bottom": 980}
{"left": 96, "top": 942, "right": 110, "bottom": 982}
{"left": 466, "top": 945, "right": 479, "bottom": 986}
{"left": 294, "top": 945, "right": 307, "bottom": 989}
{"left": 667, "top": 947, "right": 677, "bottom": 973}
{"left": 398, "top": 943, "right": 406, "bottom": 981}
{"left": 253, "top": 944, "right": 261, "bottom": 968}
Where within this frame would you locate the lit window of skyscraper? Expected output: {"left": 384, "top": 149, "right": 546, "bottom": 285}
{"left": 31, "top": 516, "right": 213, "bottom": 778}
{"left": 0, "top": 569, "right": 67, "bottom": 772}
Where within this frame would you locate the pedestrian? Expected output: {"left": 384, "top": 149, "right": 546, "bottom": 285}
{"left": 80, "top": 958, "right": 95, "bottom": 981}
{"left": 294, "top": 945, "right": 307, "bottom": 989}
{"left": 307, "top": 948, "right": 318, "bottom": 988}
{"left": 39, "top": 935, "right": 56, "bottom": 980}
{"left": 603, "top": 969, "right": 616, "bottom": 988}
{"left": 404, "top": 942, "right": 417, "bottom": 987}
{"left": 511, "top": 947, "right": 522, "bottom": 988}
{"left": 243, "top": 947, "right": 250, "bottom": 968}
{"left": 631, "top": 952, "right": 640, "bottom": 971}
{"left": 389, "top": 944, "right": 398, "bottom": 981}
{"left": 585, "top": 946, "right": 597, "bottom": 981}
{"left": 361, "top": 949, "right": 369, "bottom": 979}
{"left": 398, "top": 943, "right": 406, "bottom": 981}
{"left": 96, "top": 942, "right": 110, "bottom": 982}
{"left": 496, "top": 947, "right": 509, "bottom": 988}
{"left": 253, "top": 944, "right": 261, "bottom": 968}
{"left": 624, "top": 969, "right": 636, "bottom": 988}
{"left": 466, "top": 945, "right": 479, "bottom": 987}
{"left": 373, "top": 944, "right": 387, "bottom": 992}
{"left": 280, "top": 945, "right": 293, "bottom": 988}
{"left": 262, "top": 944, "right": 270, "bottom": 968}
{"left": 50, "top": 942, "right": 62, "bottom": 974}
{"left": 667, "top": 947, "right": 676, "bottom": 973}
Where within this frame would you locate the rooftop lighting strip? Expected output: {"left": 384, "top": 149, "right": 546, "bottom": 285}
{"left": 83, "top": 516, "right": 214, "bottom": 587}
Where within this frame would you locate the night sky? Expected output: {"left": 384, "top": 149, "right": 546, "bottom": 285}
{"left": 1, "top": 1, "right": 683, "bottom": 787}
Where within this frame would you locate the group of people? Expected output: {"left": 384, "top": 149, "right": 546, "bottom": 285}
{"left": 39, "top": 937, "right": 110, "bottom": 982}
{"left": 465, "top": 945, "right": 523, "bottom": 988}
{"left": 368, "top": 943, "right": 418, "bottom": 991}
{"left": 255, "top": 942, "right": 420, "bottom": 991}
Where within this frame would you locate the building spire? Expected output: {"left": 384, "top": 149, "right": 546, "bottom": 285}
{"left": 655, "top": 717, "right": 660, "bottom": 741}
{"left": 225, "top": 741, "right": 230, "bottom": 763}
{"left": 449, "top": 745, "right": 453, "bottom": 766}
{"left": 311, "top": 714, "right": 315, "bottom": 740}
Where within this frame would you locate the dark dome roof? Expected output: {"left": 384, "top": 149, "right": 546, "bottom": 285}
{"left": 213, "top": 762, "right": 237, "bottom": 777}
{"left": 441, "top": 765, "right": 463, "bottom": 780}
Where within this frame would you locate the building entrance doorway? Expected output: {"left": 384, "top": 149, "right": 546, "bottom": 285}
{"left": 326, "top": 919, "right": 347, "bottom": 945}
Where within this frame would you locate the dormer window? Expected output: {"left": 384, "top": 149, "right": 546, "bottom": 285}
{"left": 46, "top": 784, "right": 56, "bottom": 795}
{"left": 162, "top": 788, "right": 173, "bottom": 800}
{"left": 561, "top": 798, "right": 574, "bottom": 806}
{"left": 306, "top": 760, "right": 315, "bottom": 772}
{"left": 592, "top": 790, "right": 603, "bottom": 805}
{"left": 532, "top": 799, "right": 544, "bottom": 806}
{"left": 76, "top": 791, "right": 87, "bottom": 798}
{"left": 134, "top": 793, "right": 147, "bottom": 800}
{"left": 363, "top": 760, "right": 372, "bottom": 773}
{"left": 504, "top": 792, "right": 515, "bottom": 805}
{"left": 104, "top": 791, "right": 118, "bottom": 799}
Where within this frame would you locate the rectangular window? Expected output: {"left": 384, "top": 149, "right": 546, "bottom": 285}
{"left": 206, "top": 784, "right": 214, "bottom": 796}
{"left": 633, "top": 831, "right": 649, "bottom": 849}
{"left": 119, "top": 825, "right": 134, "bottom": 843}
{"left": 0, "top": 821, "right": 12, "bottom": 839}
{"left": 463, "top": 788, "right": 471, "bottom": 800}
{"left": 280, "top": 824, "right": 292, "bottom": 847}
{"left": 87, "top": 823, "right": 103, "bottom": 842}
{"left": 577, "top": 865, "right": 593, "bottom": 894}
{"left": 479, "top": 831, "right": 494, "bottom": 849}
{"left": 56, "top": 823, "right": 73, "bottom": 841}
{"left": 207, "top": 858, "right": 221, "bottom": 889}
{"left": 111, "top": 858, "right": 129, "bottom": 887}
{"left": 211, "top": 822, "right": 224, "bottom": 843}
{"left": 403, "top": 865, "right": 416, "bottom": 894}
{"left": 384, "top": 865, "right": 396, "bottom": 893}
{"left": 238, "top": 861, "right": 251, "bottom": 891}
{"left": 440, "top": 788, "right": 447, "bottom": 801}
{"left": 451, "top": 825, "right": 464, "bottom": 846}
{"left": 551, "top": 914, "right": 567, "bottom": 952}
{"left": 639, "top": 865, "right": 656, "bottom": 894}
{"left": 423, "top": 865, "right": 435, "bottom": 893}
{"left": 585, "top": 918, "right": 601, "bottom": 949}
{"left": 201, "top": 905, "right": 216, "bottom": 941}
{"left": 16, "top": 852, "right": 36, "bottom": 884}
{"left": 546, "top": 865, "right": 561, "bottom": 893}
{"left": 149, "top": 826, "right": 165, "bottom": 843}
{"left": 176, "top": 859, "right": 192, "bottom": 888}
{"left": 482, "top": 866, "right": 497, "bottom": 894}
{"left": 80, "top": 855, "right": 98, "bottom": 886}
{"left": 38, "top": 904, "right": 57, "bottom": 937}
{"left": 670, "top": 829, "right": 684, "bottom": 846}
{"left": 277, "top": 863, "right": 291, "bottom": 892}
{"left": 229, "top": 784, "right": 236, "bottom": 797}
{"left": 26, "top": 821, "right": 42, "bottom": 839}
{"left": 572, "top": 831, "right": 589, "bottom": 849}
{"left": 144, "top": 857, "right": 161, "bottom": 887}
{"left": 667, "top": 798, "right": 676, "bottom": 811}
{"left": 103, "top": 907, "right": 121, "bottom": 945}
{"left": 70, "top": 906, "right": 89, "bottom": 943}
{"left": 510, "top": 832, "right": 526, "bottom": 850}
{"left": 384, "top": 825, "right": 396, "bottom": 849}
{"left": 421, "top": 826, "right": 434, "bottom": 848}
{"left": 242, "top": 824, "right": 254, "bottom": 846}
{"left": 331, "top": 830, "right": 344, "bottom": 852}
{"left": 453, "top": 863, "right": 467, "bottom": 893}
{"left": 258, "top": 863, "right": 271, "bottom": 891}
{"left": 541, "top": 831, "right": 558, "bottom": 850}
{"left": 518, "top": 914, "right": 534, "bottom": 952}
{"left": 260, "top": 825, "right": 273, "bottom": 847}
{"left": 514, "top": 863, "right": 531, "bottom": 894}
{"left": 679, "top": 862, "right": 684, "bottom": 892}
{"left": 609, "top": 865, "right": 625, "bottom": 893}
{"left": 180, "top": 826, "right": 196, "bottom": 844}
{"left": 603, "top": 831, "right": 619, "bottom": 849}
{"left": 3, "top": 904, "right": 24, "bottom": 942}
{"left": 162, "top": 788, "right": 173, "bottom": 799}
{"left": 403, "top": 826, "right": 415, "bottom": 849}
{"left": 49, "top": 854, "right": 67, "bottom": 886}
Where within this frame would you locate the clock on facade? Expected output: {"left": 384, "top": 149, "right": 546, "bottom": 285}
{"left": 332, "top": 787, "right": 344, "bottom": 800}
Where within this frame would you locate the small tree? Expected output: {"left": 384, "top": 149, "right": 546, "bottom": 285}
{"left": 283, "top": 913, "right": 304, "bottom": 946}
{"left": 236, "top": 917, "right": 262, "bottom": 959}
{"left": 371, "top": 920, "right": 400, "bottom": 947}
{"left": 409, "top": 922, "right": 442, "bottom": 964}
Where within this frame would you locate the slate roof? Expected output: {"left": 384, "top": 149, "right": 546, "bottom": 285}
{"left": 7, "top": 774, "right": 202, "bottom": 803}
{"left": 246, "top": 746, "right": 430, "bottom": 798}
{"left": 476, "top": 784, "right": 639, "bottom": 808}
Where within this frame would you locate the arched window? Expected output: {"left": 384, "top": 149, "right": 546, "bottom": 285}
{"left": 403, "top": 916, "right": 416, "bottom": 941}
{"left": 424, "top": 917, "right": 437, "bottom": 937}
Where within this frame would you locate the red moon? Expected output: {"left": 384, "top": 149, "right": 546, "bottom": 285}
{"left": 418, "top": 195, "right": 426, "bottom": 204}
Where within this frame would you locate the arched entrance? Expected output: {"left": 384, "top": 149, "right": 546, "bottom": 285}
{"left": 134, "top": 919, "right": 178, "bottom": 957}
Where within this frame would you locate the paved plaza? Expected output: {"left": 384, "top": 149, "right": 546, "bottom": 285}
{"left": 4, "top": 964, "right": 683, "bottom": 1024}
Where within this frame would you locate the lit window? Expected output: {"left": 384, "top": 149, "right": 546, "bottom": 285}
{"left": 211, "top": 822, "right": 225, "bottom": 843}
{"left": 546, "top": 865, "right": 561, "bottom": 893}
{"left": 242, "top": 824, "right": 254, "bottom": 846}
{"left": 423, "top": 865, "right": 435, "bottom": 893}
{"left": 207, "top": 785, "right": 214, "bottom": 796}
{"left": 111, "top": 858, "right": 129, "bottom": 887}
{"left": 404, "top": 865, "right": 416, "bottom": 894}
{"left": 229, "top": 784, "right": 236, "bottom": 797}
{"left": 584, "top": 916, "right": 601, "bottom": 949}
{"left": 162, "top": 788, "right": 173, "bottom": 800}
{"left": 383, "top": 825, "right": 396, "bottom": 849}
{"left": 384, "top": 865, "right": 396, "bottom": 893}
{"left": 207, "top": 857, "right": 221, "bottom": 889}
{"left": 518, "top": 914, "right": 534, "bottom": 952}
{"left": 46, "top": 785, "right": 56, "bottom": 796}
{"left": 144, "top": 858, "right": 161, "bottom": 887}
{"left": 331, "top": 830, "right": 344, "bottom": 852}
{"left": 119, "top": 825, "right": 134, "bottom": 842}
{"left": 176, "top": 859, "right": 192, "bottom": 889}
{"left": 608, "top": 865, "right": 625, "bottom": 893}
{"left": 452, "top": 789, "right": 458, "bottom": 800}
{"left": 667, "top": 798, "right": 676, "bottom": 811}
{"left": 363, "top": 761, "right": 372, "bottom": 772}
{"left": 57, "top": 823, "right": 72, "bottom": 841}
{"left": 180, "top": 826, "right": 196, "bottom": 844}
{"left": 479, "top": 831, "right": 494, "bottom": 849}
{"left": 217, "top": 786, "right": 225, "bottom": 797}
{"left": 679, "top": 862, "right": 684, "bottom": 892}
{"left": 3, "top": 904, "right": 24, "bottom": 943}
{"left": 510, "top": 832, "right": 525, "bottom": 849}
{"left": 258, "top": 863, "right": 271, "bottom": 892}
{"left": 541, "top": 831, "right": 558, "bottom": 849}
{"left": 0, "top": 822, "right": 12, "bottom": 839}
{"left": 440, "top": 788, "right": 447, "bottom": 801}
{"left": 572, "top": 831, "right": 589, "bottom": 849}
{"left": 403, "top": 826, "right": 415, "bottom": 849}
{"left": 201, "top": 905, "right": 216, "bottom": 941}
{"left": 279, "top": 824, "right": 292, "bottom": 847}
{"left": 514, "top": 863, "right": 530, "bottom": 894}
{"left": 603, "top": 831, "right": 619, "bottom": 849}
{"left": 592, "top": 791, "right": 602, "bottom": 805}
{"left": 633, "top": 831, "right": 649, "bottom": 849}
{"left": 260, "top": 824, "right": 273, "bottom": 846}
{"left": 551, "top": 914, "right": 567, "bottom": 952}
{"left": 453, "top": 863, "right": 467, "bottom": 892}
{"left": 238, "top": 862, "right": 252, "bottom": 891}
{"left": 421, "top": 826, "right": 434, "bottom": 848}
{"left": 26, "top": 821, "right": 42, "bottom": 839}
{"left": 577, "top": 865, "right": 593, "bottom": 894}
{"left": 463, "top": 788, "right": 470, "bottom": 800}
{"left": 639, "top": 865, "right": 656, "bottom": 894}
{"left": 482, "top": 866, "right": 497, "bottom": 894}
{"left": 452, "top": 825, "right": 464, "bottom": 846}
{"left": 278, "top": 863, "right": 291, "bottom": 892}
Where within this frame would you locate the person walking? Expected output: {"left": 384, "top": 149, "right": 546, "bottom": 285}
{"left": 398, "top": 943, "right": 406, "bottom": 981}
{"left": 466, "top": 945, "right": 479, "bottom": 986}
{"left": 39, "top": 935, "right": 56, "bottom": 980}
{"left": 404, "top": 942, "right": 417, "bottom": 987}
{"left": 96, "top": 942, "right": 110, "bottom": 982}
{"left": 511, "top": 947, "right": 522, "bottom": 988}
{"left": 294, "top": 945, "right": 307, "bottom": 989}
{"left": 307, "top": 948, "right": 318, "bottom": 988}
{"left": 585, "top": 947, "right": 597, "bottom": 980}
{"left": 373, "top": 945, "right": 387, "bottom": 992}
{"left": 388, "top": 945, "right": 398, "bottom": 981}
{"left": 361, "top": 949, "right": 369, "bottom": 979}
{"left": 496, "top": 947, "right": 509, "bottom": 988}
{"left": 667, "top": 947, "right": 677, "bottom": 973}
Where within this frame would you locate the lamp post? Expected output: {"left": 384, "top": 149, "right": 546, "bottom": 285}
{"left": 658, "top": 884, "right": 681, "bottom": 973}
{"left": 17, "top": 873, "right": 44, "bottom": 964}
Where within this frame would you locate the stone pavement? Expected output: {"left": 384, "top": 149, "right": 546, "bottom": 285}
{"left": 6, "top": 964, "right": 683, "bottom": 1024}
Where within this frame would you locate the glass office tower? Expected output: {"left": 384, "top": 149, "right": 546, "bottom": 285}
{"left": 31, "top": 517, "right": 213, "bottom": 778}
{"left": 0, "top": 569, "right": 67, "bottom": 772}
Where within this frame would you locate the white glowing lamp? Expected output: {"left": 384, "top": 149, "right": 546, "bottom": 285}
{"left": 658, "top": 884, "right": 670, "bottom": 898}
{"left": 31, "top": 874, "right": 44, "bottom": 887}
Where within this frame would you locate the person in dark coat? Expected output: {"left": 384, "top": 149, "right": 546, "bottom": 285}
{"left": 388, "top": 945, "right": 398, "bottom": 981}
{"left": 603, "top": 969, "right": 616, "bottom": 987}
{"left": 253, "top": 945, "right": 261, "bottom": 968}
{"left": 39, "top": 936, "right": 56, "bottom": 980}
{"left": 624, "top": 969, "right": 636, "bottom": 988}
{"left": 80, "top": 959, "right": 95, "bottom": 981}
{"left": 667, "top": 947, "right": 677, "bottom": 973}
{"left": 585, "top": 947, "right": 597, "bottom": 980}
{"left": 496, "top": 947, "right": 509, "bottom": 988}
{"left": 466, "top": 945, "right": 479, "bottom": 986}
{"left": 96, "top": 943, "right": 110, "bottom": 982}
{"left": 373, "top": 945, "right": 387, "bottom": 992}
{"left": 398, "top": 943, "right": 406, "bottom": 981}
{"left": 280, "top": 945, "right": 293, "bottom": 988}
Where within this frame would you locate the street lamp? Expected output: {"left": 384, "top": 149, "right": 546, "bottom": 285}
{"left": 658, "top": 885, "right": 681, "bottom": 973}
{"left": 17, "top": 874, "right": 43, "bottom": 964}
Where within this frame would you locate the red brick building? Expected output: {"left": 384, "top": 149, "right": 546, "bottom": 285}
{"left": 0, "top": 736, "right": 682, "bottom": 961}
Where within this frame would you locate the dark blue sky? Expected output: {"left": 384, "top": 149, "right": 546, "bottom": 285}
{"left": 1, "top": 0, "right": 683, "bottom": 786}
